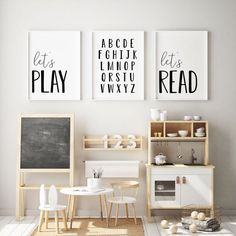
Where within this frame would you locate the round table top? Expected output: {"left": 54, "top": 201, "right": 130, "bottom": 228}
{"left": 60, "top": 186, "right": 114, "bottom": 196}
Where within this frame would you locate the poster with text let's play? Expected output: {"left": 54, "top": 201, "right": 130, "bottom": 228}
{"left": 92, "top": 31, "right": 144, "bottom": 100}
{"left": 28, "top": 31, "right": 80, "bottom": 100}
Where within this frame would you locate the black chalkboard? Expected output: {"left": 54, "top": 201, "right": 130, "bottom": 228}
{"left": 20, "top": 117, "right": 71, "bottom": 169}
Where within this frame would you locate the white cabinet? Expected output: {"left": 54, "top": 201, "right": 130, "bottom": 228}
{"left": 181, "top": 174, "right": 211, "bottom": 206}
{"left": 150, "top": 167, "right": 213, "bottom": 208}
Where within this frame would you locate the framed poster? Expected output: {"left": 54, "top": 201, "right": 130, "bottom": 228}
{"left": 155, "top": 31, "right": 208, "bottom": 100}
{"left": 28, "top": 31, "right": 80, "bottom": 100}
{"left": 92, "top": 31, "right": 144, "bottom": 100}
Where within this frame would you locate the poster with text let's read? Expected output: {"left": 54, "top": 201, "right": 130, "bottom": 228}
{"left": 29, "top": 31, "right": 80, "bottom": 100}
{"left": 92, "top": 31, "right": 144, "bottom": 100}
{"left": 156, "top": 31, "right": 208, "bottom": 100}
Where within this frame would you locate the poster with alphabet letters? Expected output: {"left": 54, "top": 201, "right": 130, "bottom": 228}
{"left": 156, "top": 31, "right": 208, "bottom": 100}
{"left": 92, "top": 31, "right": 144, "bottom": 100}
{"left": 29, "top": 31, "right": 80, "bottom": 100}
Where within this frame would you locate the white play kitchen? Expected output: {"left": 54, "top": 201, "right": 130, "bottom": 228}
{"left": 146, "top": 118, "right": 214, "bottom": 217}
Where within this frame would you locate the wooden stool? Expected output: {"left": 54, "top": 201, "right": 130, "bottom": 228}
{"left": 38, "top": 205, "right": 67, "bottom": 234}
{"left": 107, "top": 181, "right": 139, "bottom": 226}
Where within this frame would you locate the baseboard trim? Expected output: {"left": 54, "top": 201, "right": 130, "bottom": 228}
{"left": 0, "top": 208, "right": 15, "bottom": 216}
{"left": 1, "top": 208, "right": 236, "bottom": 216}
{"left": 0, "top": 208, "right": 142, "bottom": 218}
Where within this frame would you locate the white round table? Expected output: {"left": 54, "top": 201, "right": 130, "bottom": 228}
{"left": 60, "top": 187, "right": 114, "bottom": 228}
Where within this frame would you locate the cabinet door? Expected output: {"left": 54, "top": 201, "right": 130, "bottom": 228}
{"left": 151, "top": 175, "right": 181, "bottom": 208}
{"left": 181, "top": 174, "right": 212, "bottom": 207}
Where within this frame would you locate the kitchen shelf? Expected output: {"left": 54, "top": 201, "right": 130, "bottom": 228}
{"left": 83, "top": 135, "right": 143, "bottom": 150}
{"left": 150, "top": 137, "right": 206, "bottom": 142}
{"left": 148, "top": 120, "right": 209, "bottom": 165}
{"left": 150, "top": 121, "right": 208, "bottom": 138}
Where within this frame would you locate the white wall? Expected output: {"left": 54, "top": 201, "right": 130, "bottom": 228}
{"left": 0, "top": 0, "right": 236, "bottom": 216}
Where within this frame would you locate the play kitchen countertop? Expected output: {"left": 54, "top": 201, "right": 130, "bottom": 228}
{"left": 146, "top": 163, "right": 215, "bottom": 168}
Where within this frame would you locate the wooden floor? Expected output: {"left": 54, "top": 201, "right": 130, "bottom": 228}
{"left": 0, "top": 216, "right": 236, "bottom": 236}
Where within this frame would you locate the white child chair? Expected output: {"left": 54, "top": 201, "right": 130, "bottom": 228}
{"left": 107, "top": 181, "right": 139, "bottom": 226}
{"left": 38, "top": 184, "right": 67, "bottom": 234}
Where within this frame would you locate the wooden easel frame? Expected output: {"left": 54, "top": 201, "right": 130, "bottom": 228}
{"left": 16, "top": 114, "right": 74, "bottom": 220}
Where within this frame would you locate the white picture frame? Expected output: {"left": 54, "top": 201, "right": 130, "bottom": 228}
{"left": 28, "top": 31, "right": 81, "bottom": 100}
{"left": 155, "top": 31, "right": 208, "bottom": 100}
{"left": 92, "top": 31, "right": 144, "bottom": 100}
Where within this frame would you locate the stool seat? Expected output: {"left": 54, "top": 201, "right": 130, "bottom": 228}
{"left": 39, "top": 204, "right": 67, "bottom": 211}
{"left": 108, "top": 196, "right": 136, "bottom": 204}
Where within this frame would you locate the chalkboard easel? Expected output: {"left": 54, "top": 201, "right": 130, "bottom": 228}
{"left": 16, "top": 114, "right": 74, "bottom": 220}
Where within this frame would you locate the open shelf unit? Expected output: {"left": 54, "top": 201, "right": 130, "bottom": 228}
{"left": 148, "top": 121, "right": 208, "bottom": 165}
{"left": 83, "top": 135, "right": 143, "bottom": 150}
{"left": 150, "top": 120, "right": 208, "bottom": 138}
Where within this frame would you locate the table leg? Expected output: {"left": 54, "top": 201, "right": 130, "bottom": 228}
{"left": 99, "top": 195, "right": 103, "bottom": 220}
{"left": 70, "top": 195, "right": 75, "bottom": 229}
{"left": 67, "top": 195, "right": 71, "bottom": 219}
{"left": 103, "top": 195, "right": 109, "bottom": 227}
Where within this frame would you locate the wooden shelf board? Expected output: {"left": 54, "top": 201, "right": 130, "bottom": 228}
{"left": 83, "top": 135, "right": 144, "bottom": 151}
{"left": 84, "top": 148, "right": 143, "bottom": 151}
{"left": 84, "top": 138, "right": 142, "bottom": 141}
{"left": 19, "top": 185, "right": 68, "bottom": 190}
{"left": 19, "top": 169, "right": 71, "bottom": 173}
{"left": 150, "top": 120, "right": 208, "bottom": 123}
{"left": 150, "top": 137, "right": 206, "bottom": 141}
{"left": 84, "top": 138, "right": 142, "bottom": 142}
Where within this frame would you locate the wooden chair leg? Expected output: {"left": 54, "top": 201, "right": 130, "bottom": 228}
{"left": 115, "top": 204, "right": 119, "bottom": 226}
{"left": 108, "top": 203, "right": 113, "bottom": 220}
{"left": 125, "top": 203, "right": 129, "bottom": 218}
{"left": 55, "top": 211, "right": 59, "bottom": 234}
{"left": 38, "top": 210, "right": 44, "bottom": 232}
{"left": 62, "top": 210, "right": 68, "bottom": 231}
{"left": 132, "top": 203, "right": 137, "bottom": 224}
{"left": 45, "top": 211, "right": 49, "bottom": 229}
